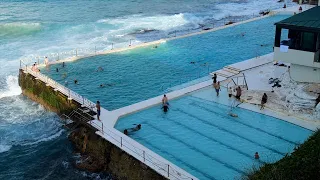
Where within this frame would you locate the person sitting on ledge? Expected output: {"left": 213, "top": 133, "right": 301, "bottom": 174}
{"left": 124, "top": 124, "right": 142, "bottom": 135}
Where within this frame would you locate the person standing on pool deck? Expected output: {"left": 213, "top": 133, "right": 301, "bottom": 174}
{"left": 235, "top": 86, "right": 242, "bottom": 100}
{"left": 212, "top": 73, "right": 217, "bottom": 84}
{"left": 44, "top": 57, "right": 49, "bottom": 66}
{"left": 260, "top": 93, "right": 268, "bottom": 110}
{"left": 228, "top": 87, "right": 232, "bottom": 98}
{"left": 213, "top": 81, "right": 221, "bottom": 96}
{"left": 162, "top": 94, "right": 168, "bottom": 105}
{"left": 96, "top": 101, "right": 101, "bottom": 121}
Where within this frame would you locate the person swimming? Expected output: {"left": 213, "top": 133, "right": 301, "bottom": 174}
{"left": 74, "top": 79, "right": 78, "bottom": 84}
{"left": 124, "top": 124, "right": 142, "bottom": 135}
{"left": 96, "top": 66, "right": 104, "bottom": 72}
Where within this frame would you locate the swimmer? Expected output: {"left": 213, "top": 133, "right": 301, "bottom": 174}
{"left": 254, "top": 152, "right": 260, "bottom": 159}
{"left": 62, "top": 62, "right": 65, "bottom": 68}
{"left": 229, "top": 112, "right": 238, "bottom": 117}
{"left": 100, "top": 84, "right": 105, "bottom": 88}
{"left": 153, "top": 45, "right": 158, "bottom": 49}
{"left": 190, "top": 61, "right": 195, "bottom": 64}
{"left": 124, "top": 124, "right": 142, "bottom": 135}
{"left": 241, "top": 32, "right": 245, "bottom": 37}
{"left": 96, "top": 66, "right": 104, "bottom": 72}
{"left": 162, "top": 104, "right": 169, "bottom": 113}
{"left": 56, "top": 68, "right": 59, "bottom": 72}
{"left": 74, "top": 79, "right": 78, "bottom": 84}
{"left": 62, "top": 73, "right": 67, "bottom": 79}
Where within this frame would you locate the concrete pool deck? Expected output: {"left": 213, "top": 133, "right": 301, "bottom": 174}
{"left": 91, "top": 51, "right": 320, "bottom": 133}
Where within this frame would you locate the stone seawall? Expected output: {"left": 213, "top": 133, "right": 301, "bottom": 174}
{"left": 18, "top": 69, "right": 166, "bottom": 180}
{"left": 18, "top": 69, "right": 80, "bottom": 115}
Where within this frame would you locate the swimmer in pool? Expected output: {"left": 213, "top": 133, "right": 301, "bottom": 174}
{"left": 124, "top": 124, "right": 142, "bottom": 135}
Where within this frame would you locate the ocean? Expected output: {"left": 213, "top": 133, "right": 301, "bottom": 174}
{"left": 0, "top": 0, "right": 293, "bottom": 179}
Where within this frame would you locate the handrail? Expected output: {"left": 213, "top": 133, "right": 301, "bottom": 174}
{"left": 242, "top": 73, "right": 249, "bottom": 90}
{"left": 89, "top": 120, "right": 196, "bottom": 180}
{"left": 20, "top": 59, "right": 197, "bottom": 180}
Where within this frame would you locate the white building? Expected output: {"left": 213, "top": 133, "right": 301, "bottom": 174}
{"left": 273, "top": 6, "right": 320, "bottom": 83}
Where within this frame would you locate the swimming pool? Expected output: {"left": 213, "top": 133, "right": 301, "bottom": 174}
{"left": 115, "top": 88, "right": 312, "bottom": 180}
{"left": 41, "top": 15, "right": 290, "bottom": 110}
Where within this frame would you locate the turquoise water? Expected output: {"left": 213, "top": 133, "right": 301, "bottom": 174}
{"left": 0, "top": 0, "right": 295, "bottom": 179}
{"left": 115, "top": 91, "right": 312, "bottom": 180}
{"left": 42, "top": 15, "right": 289, "bottom": 110}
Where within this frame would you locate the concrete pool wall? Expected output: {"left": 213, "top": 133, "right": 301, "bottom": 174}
{"left": 21, "top": 7, "right": 298, "bottom": 68}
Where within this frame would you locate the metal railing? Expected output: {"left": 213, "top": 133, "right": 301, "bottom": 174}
{"left": 20, "top": 59, "right": 197, "bottom": 180}
{"left": 88, "top": 120, "right": 196, "bottom": 180}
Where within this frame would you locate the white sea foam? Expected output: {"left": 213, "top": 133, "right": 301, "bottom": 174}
{"left": 0, "top": 75, "right": 22, "bottom": 99}
{"left": 21, "top": 129, "right": 64, "bottom": 146}
{"left": 0, "top": 144, "right": 12, "bottom": 153}
{"left": 98, "top": 13, "right": 188, "bottom": 32}
{"left": 0, "top": 22, "right": 41, "bottom": 37}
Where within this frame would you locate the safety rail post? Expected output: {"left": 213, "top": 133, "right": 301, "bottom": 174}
{"left": 20, "top": 60, "right": 21, "bottom": 69}
{"left": 25, "top": 65, "right": 27, "bottom": 71}
{"left": 167, "top": 164, "right": 170, "bottom": 178}
{"left": 76, "top": 49, "right": 78, "bottom": 57}
{"left": 121, "top": 137, "right": 122, "bottom": 147}
{"left": 95, "top": 46, "right": 96, "bottom": 55}
{"left": 143, "top": 150, "right": 145, "bottom": 162}
{"left": 101, "top": 123, "right": 104, "bottom": 134}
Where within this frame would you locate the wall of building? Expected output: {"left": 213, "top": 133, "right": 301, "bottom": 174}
{"left": 290, "top": 64, "right": 320, "bottom": 83}
{"left": 274, "top": 47, "right": 320, "bottom": 68}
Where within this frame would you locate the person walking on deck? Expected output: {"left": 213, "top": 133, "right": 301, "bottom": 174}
{"left": 212, "top": 73, "right": 217, "bottom": 84}
{"left": 214, "top": 81, "right": 221, "bottom": 96}
{"left": 96, "top": 101, "right": 101, "bottom": 121}
{"left": 228, "top": 87, "right": 232, "bottom": 98}
{"left": 260, "top": 93, "right": 268, "bottom": 110}
{"left": 235, "top": 86, "right": 242, "bottom": 100}
{"left": 44, "top": 57, "right": 49, "bottom": 66}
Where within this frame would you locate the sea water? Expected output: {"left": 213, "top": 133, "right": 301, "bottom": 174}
{"left": 0, "top": 0, "right": 295, "bottom": 179}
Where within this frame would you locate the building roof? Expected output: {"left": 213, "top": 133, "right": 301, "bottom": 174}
{"left": 275, "top": 6, "right": 320, "bottom": 32}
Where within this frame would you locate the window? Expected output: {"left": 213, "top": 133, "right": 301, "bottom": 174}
{"left": 301, "top": 32, "right": 316, "bottom": 52}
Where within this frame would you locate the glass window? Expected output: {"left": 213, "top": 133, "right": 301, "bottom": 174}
{"left": 301, "top": 32, "right": 315, "bottom": 52}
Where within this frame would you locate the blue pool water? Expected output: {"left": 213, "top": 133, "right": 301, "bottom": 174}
{"left": 115, "top": 90, "right": 312, "bottom": 180}
{"left": 42, "top": 15, "right": 289, "bottom": 111}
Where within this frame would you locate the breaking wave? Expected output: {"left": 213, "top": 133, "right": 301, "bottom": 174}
{"left": 0, "top": 75, "right": 22, "bottom": 99}
{"left": 0, "top": 22, "right": 42, "bottom": 37}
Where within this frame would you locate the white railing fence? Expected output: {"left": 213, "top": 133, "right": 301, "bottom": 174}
{"left": 20, "top": 59, "right": 197, "bottom": 180}
{"left": 89, "top": 120, "right": 197, "bottom": 180}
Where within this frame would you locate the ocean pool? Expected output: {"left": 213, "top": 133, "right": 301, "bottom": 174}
{"left": 115, "top": 88, "right": 312, "bottom": 180}
{"left": 41, "top": 15, "right": 290, "bottom": 110}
